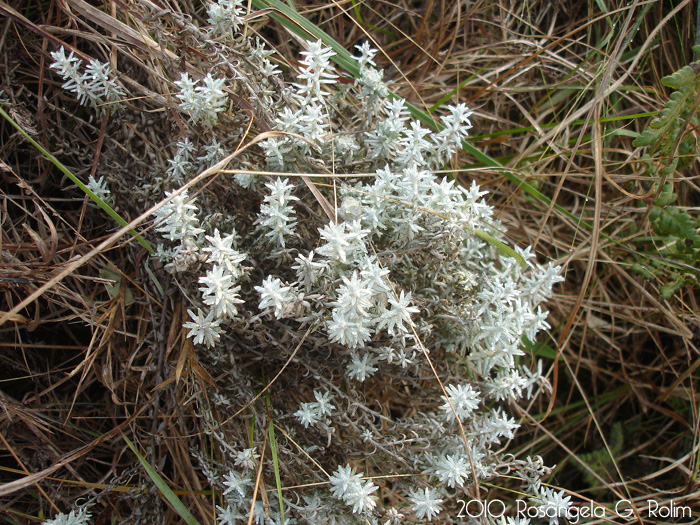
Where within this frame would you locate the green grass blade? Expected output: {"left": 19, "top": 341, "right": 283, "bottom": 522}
{"left": 471, "top": 227, "right": 524, "bottom": 264}
{"left": 349, "top": 0, "right": 364, "bottom": 26}
{"left": 429, "top": 73, "right": 480, "bottom": 113}
{"left": 523, "top": 336, "right": 557, "bottom": 361}
{"left": 264, "top": 392, "right": 285, "bottom": 524}
{"left": 0, "top": 106, "right": 154, "bottom": 254}
{"left": 122, "top": 433, "right": 200, "bottom": 525}
{"left": 469, "top": 111, "right": 657, "bottom": 141}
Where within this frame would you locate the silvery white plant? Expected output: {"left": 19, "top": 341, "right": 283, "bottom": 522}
{"left": 49, "top": 47, "right": 124, "bottom": 115}
{"left": 86, "top": 175, "right": 112, "bottom": 204}
{"left": 41, "top": 507, "right": 91, "bottom": 525}
{"left": 51, "top": 3, "right": 568, "bottom": 520}
{"left": 530, "top": 487, "right": 573, "bottom": 525}
{"left": 207, "top": 0, "right": 245, "bottom": 38}
{"left": 174, "top": 72, "right": 228, "bottom": 125}
{"left": 166, "top": 138, "right": 197, "bottom": 185}
{"left": 294, "top": 389, "right": 335, "bottom": 428}
{"left": 409, "top": 486, "right": 445, "bottom": 521}
{"left": 254, "top": 177, "right": 299, "bottom": 248}
{"left": 328, "top": 464, "right": 379, "bottom": 514}
{"left": 142, "top": 34, "right": 565, "bottom": 522}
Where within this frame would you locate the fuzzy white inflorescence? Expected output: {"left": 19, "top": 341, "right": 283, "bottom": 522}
{"left": 50, "top": 9, "right": 566, "bottom": 522}
{"left": 50, "top": 47, "right": 124, "bottom": 115}
{"left": 154, "top": 37, "right": 563, "bottom": 523}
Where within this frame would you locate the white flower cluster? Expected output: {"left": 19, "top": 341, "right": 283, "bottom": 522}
{"left": 49, "top": 47, "right": 125, "bottom": 115}
{"left": 184, "top": 227, "right": 246, "bottom": 347}
{"left": 153, "top": 191, "right": 247, "bottom": 347}
{"left": 211, "top": 448, "right": 268, "bottom": 524}
{"left": 174, "top": 72, "right": 228, "bottom": 125}
{"left": 247, "top": 40, "right": 563, "bottom": 522}
{"left": 260, "top": 40, "right": 339, "bottom": 171}
{"left": 530, "top": 487, "right": 573, "bottom": 525}
{"left": 207, "top": 0, "right": 245, "bottom": 38}
{"left": 354, "top": 42, "right": 390, "bottom": 126}
{"left": 136, "top": 20, "right": 566, "bottom": 523}
{"left": 166, "top": 137, "right": 223, "bottom": 185}
{"left": 217, "top": 469, "right": 254, "bottom": 523}
{"left": 86, "top": 175, "right": 112, "bottom": 204}
{"left": 293, "top": 40, "right": 339, "bottom": 104}
{"left": 328, "top": 464, "right": 379, "bottom": 515}
{"left": 254, "top": 275, "right": 298, "bottom": 319}
{"left": 233, "top": 447, "right": 260, "bottom": 471}
{"left": 153, "top": 189, "right": 204, "bottom": 243}
{"left": 408, "top": 486, "right": 444, "bottom": 520}
{"left": 254, "top": 177, "right": 299, "bottom": 248}
{"left": 218, "top": 467, "right": 286, "bottom": 525}
{"left": 42, "top": 508, "right": 91, "bottom": 525}
{"left": 249, "top": 38, "right": 280, "bottom": 79}
{"left": 253, "top": 218, "right": 422, "bottom": 369}
{"left": 440, "top": 383, "right": 480, "bottom": 422}
{"left": 293, "top": 390, "right": 335, "bottom": 428}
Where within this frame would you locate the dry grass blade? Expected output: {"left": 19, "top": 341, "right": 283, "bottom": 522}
{"left": 2, "top": 0, "right": 699, "bottom": 522}
{"left": 0, "top": 133, "right": 273, "bottom": 328}
{"left": 0, "top": 407, "right": 144, "bottom": 498}
{"left": 122, "top": 434, "right": 201, "bottom": 525}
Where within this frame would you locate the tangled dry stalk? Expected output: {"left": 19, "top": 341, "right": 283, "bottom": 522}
{"left": 1, "top": 0, "right": 698, "bottom": 522}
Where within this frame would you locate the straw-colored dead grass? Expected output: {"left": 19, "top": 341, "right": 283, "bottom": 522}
{"left": 1, "top": 0, "right": 698, "bottom": 522}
